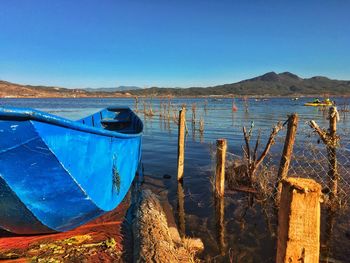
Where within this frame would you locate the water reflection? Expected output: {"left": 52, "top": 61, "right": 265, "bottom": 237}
{"left": 199, "top": 131, "right": 204, "bottom": 143}
{"left": 192, "top": 122, "right": 196, "bottom": 142}
{"left": 215, "top": 196, "right": 226, "bottom": 256}
{"left": 158, "top": 114, "right": 163, "bottom": 131}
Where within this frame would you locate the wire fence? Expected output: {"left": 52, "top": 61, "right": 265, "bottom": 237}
{"left": 290, "top": 127, "right": 350, "bottom": 209}
{"left": 222, "top": 114, "right": 350, "bottom": 211}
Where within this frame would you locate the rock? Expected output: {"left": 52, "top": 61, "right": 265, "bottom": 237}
{"left": 163, "top": 174, "right": 172, "bottom": 179}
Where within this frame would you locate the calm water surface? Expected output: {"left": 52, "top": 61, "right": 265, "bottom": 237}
{"left": 1, "top": 97, "right": 349, "bottom": 262}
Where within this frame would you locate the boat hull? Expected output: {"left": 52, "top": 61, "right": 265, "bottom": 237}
{"left": 0, "top": 107, "right": 142, "bottom": 234}
{"left": 304, "top": 102, "right": 333, "bottom": 107}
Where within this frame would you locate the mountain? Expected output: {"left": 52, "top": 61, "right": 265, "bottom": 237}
{"left": 125, "top": 72, "right": 350, "bottom": 96}
{"left": 84, "top": 86, "right": 141, "bottom": 92}
{"left": 1, "top": 72, "right": 350, "bottom": 98}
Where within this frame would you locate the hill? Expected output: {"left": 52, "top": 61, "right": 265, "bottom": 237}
{"left": 126, "top": 72, "right": 350, "bottom": 96}
{"left": 84, "top": 86, "right": 141, "bottom": 92}
{"left": 1, "top": 72, "right": 350, "bottom": 98}
{"left": 0, "top": 80, "right": 128, "bottom": 98}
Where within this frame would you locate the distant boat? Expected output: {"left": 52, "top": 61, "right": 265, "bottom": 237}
{"left": 0, "top": 106, "right": 143, "bottom": 234}
{"left": 292, "top": 98, "right": 299, "bottom": 101}
{"left": 210, "top": 98, "right": 222, "bottom": 102}
{"left": 304, "top": 98, "right": 334, "bottom": 107}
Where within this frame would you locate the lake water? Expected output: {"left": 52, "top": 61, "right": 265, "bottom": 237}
{"left": 1, "top": 97, "right": 349, "bottom": 262}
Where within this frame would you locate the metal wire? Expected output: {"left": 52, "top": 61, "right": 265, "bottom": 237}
{"left": 289, "top": 127, "right": 350, "bottom": 208}
{"left": 223, "top": 124, "right": 350, "bottom": 209}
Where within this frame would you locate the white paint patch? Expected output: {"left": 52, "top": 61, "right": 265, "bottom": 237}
{"left": 10, "top": 125, "right": 19, "bottom": 130}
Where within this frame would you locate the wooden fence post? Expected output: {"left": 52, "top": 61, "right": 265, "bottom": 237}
{"left": 199, "top": 117, "right": 204, "bottom": 135}
{"left": 328, "top": 106, "right": 339, "bottom": 205}
{"left": 134, "top": 96, "right": 139, "bottom": 112}
{"left": 143, "top": 101, "right": 146, "bottom": 115}
{"left": 192, "top": 103, "right": 196, "bottom": 124}
{"left": 215, "top": 139, "right": 227, "bottom": 197}
{"left": 276, "top": 178, "right": 321, "bottom": 263}
{"left": 177, "top": 182, "right": 185, "bottom": 236}
{"left": 177, "top": 107, "right": 186, "bottom": 181}
{"left": 276, "top": 113, "right": 298, "bottom": 204}
{"left": 215, "top": 196, "right": 226, "bottom": 255}
{"left": 199, "top": 117, "right": 204, "bottom": 143}
{"left": 167, "top": 98, "right": 171, "bottom": 119}
{"left": 308, "top": 106, "right": 339, "bottom": 206}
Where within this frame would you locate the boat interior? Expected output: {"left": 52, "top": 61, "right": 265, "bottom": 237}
{"left": 78, "top": 107, "right": 142, "bottom": 134}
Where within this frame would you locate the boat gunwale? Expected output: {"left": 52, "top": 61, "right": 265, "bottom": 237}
{"left": 0, "top": 106, "right": 143, "bottom": 139}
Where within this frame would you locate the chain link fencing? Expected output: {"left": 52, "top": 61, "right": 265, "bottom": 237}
{"left": 289, "top": 126, "right": 350, "bottom": 210}
{"left": 222, "top": 117, "right": 350, "bottom": 212}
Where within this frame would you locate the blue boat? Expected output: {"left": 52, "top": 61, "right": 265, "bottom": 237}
{"left": 0, "top": 106, "right": 143, "bottom": 234}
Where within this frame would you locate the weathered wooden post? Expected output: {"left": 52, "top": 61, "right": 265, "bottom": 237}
{"left": 177, "top": 107, "right": 186, "bottom": 181}
{"left": 324, "top": 208, "right": 336, "bottom": 261}
{"left": 215, "top": 139, "right": 227, "bottom": 197}
{"left": 148, "top": 102, "right": 154, "bottom": 116}
{"left": 309, "top": 106, "right": 339, "bottom": 207}
{"left": 192, "top": 103, "right": 196, "bottom": 124}
{"left": 199, "top": 117, "right": 204, "bottom": 134}
{"left": 276, "top": 114, "right": 298, "bottom": 204}
{"left": 163, "top": 102, "right": 167, "bottom": 118}
{"left": 159, "top": 100, "right": 162, "bottom": 116}
{"left": 243, "top": 96, "right": 249, "bottom": 113}
{"left": 167, "top": 98, "right": 171, "bottom": 120}
{"left": 199, "top": 117, "right": 204, "bottom": 143}
{"left": 134, "top": 96, "right": 139, "bottom": 112}
{"left": 328, "top": 106, "right": 339, "bottom": 205}
{"left": 173, "top": 109, "right": 178, "bottom": 124}
{"left": 276, "top": 178, "right": 321, "bottom": 263}
{"left": 215, "top": 196, "right": 226, "bottom": 255}
{"left": 204, "top": 100, "right": 208, "bottom": 115}
{"left": 177, "top": 182, "right": 185, "bottom": 236}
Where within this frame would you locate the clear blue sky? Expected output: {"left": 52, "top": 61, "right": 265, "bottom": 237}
{"left": 0, "top": 0, "right": 349, "bottom": 88}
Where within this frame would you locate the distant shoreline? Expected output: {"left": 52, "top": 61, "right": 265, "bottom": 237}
{"left": 2, "top": 94, "right": 350, "bottom": 99}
